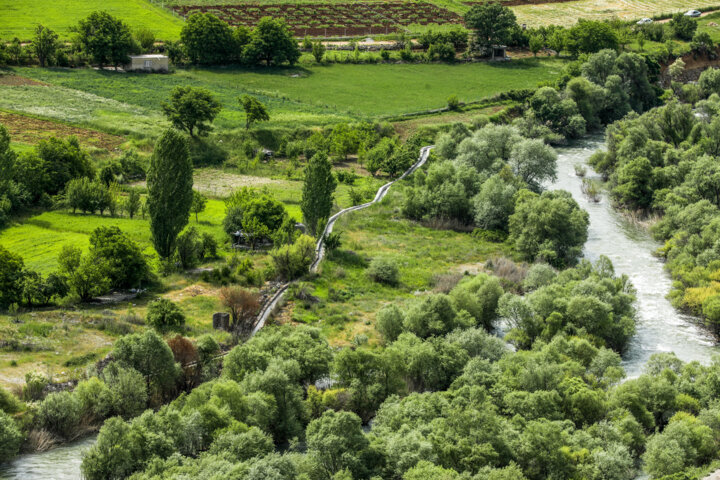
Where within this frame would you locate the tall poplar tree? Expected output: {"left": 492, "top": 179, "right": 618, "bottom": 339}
{"left": 147, "top": 129, "right": 193, "bottom": 259}
{"left": 301, "top": 152, "right": 337, "bottom": 236}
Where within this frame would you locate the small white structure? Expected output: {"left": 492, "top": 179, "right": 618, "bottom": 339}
{"left": 127, "top": 54, "right": 169, "bottom": 72}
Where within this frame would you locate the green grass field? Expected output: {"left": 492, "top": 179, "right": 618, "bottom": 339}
{"left": 0, "top": 169, "right": 382, "bottom": 273}
{"left": 5, "top": 59, "right": 563, "bottom": 135}
{"left": 0, "top": 0, "right": 183, "bottom": 41}
{"left": 286, "top": 186, "right": 511, "bottom": 346}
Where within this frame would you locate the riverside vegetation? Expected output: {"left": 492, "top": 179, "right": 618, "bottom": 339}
{"left": 3, "top": 3, "right": 720, "bottom": 480}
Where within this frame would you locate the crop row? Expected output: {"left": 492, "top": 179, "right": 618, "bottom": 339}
{"left": 171, "top": 2, "right": 462, "bottom": 35}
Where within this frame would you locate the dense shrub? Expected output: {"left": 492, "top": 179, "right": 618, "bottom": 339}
{"left": 0, "top": 411, "right": 22, "bottom": 462}
{"left": 146, "top": 298, "right": 186, "bottom": 330}
{"left": 366, "top": 258, "right": 400, "bottom": 286}
{"left": 509, "top": 189, "right": 589, "bottom": 268}
{"left": 37, "top": 391, "right": 82, "bottom": 439}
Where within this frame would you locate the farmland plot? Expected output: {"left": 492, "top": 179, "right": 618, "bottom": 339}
{"left": 171, "top": 2, "right": 462, "bottom": 36}
{"left": 512, "top": 0, "right": 720, "bottom": 26}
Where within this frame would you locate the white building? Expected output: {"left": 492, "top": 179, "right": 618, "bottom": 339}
{"left": 127, "top": 54, "right": 169, "bottom": 72}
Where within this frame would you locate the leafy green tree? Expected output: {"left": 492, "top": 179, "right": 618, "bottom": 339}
{"left": 81, "top": 417, "right": 143, "bottom": 480}
{"left": 75, "top": 11, "right": 137, "bottom": 68}
{"left": 241, "top": 358, "right": 307, "bottom": 442}
{"left": 376, "top": 304, "right": 404, "bottom": 343}
{"left": 509, "top": 139, "right": 557, "bottom": 191}
{"left": 0, "top": 245, "right": 23, "bottom": 309}
{"left": 403, "top": 294, "right": 468, "bottom": 338}
{"left": 126, "top": 188, "right": 141, "bottom": 219}
{"left": 32, "top": 24, "right": 59, "bottom": 67}
{"left": 175, "top": 227, "right": 202, "bottom": 268}
{"left": 181, "top": 12, "right": 237, "bottom": 65}
{"left": 37, "top": 391, "right": 82, "bottom": 439}
{"left": 36, "top": 136, "right": 93, "bottom": 195}
{"left": 312, "top": 41, "right": 326, "bottom": 63}
{"left": 147, "top": 129, "right": 193, "bottom": 259}
{"left": 89, "top": 226, "right": 148, "bottom": 289}
{"left": 509, "top": 189, "right": 589, "bottom": 267}
{"left": 0, "top": 411, "right": 22, "bottom": 463}
{"left": 670, "top": 13, "right": 698, "bottom": 41}
{"left": 113, "top": 329, "right": 179, "bottom": 400}
{"left": 581, "top": 49, "right": 617, "bottom": 85}
{"left": 464, "top": 3, "right": 517, "bottom": 57}
{"left": 161, "top": 86, "right": 221, "bottom": 138}
{"left": 566, "top": 20, "right": 619, "bottom": 56}
{"left": 67, "top": 255, "right": 111, "bottom": 301}
{"left": 239, "top": 95, "right": 270, "bottom": 130}
{"left": 472, "top": 173, "right": 517, "bottom": 231}
{"left": 244, "top": 17, "right": 300, "bottom": 66}
{"left": 301, "top": 152, "right": 337, "bottom": 235}
{"left": 223, "top": 188, "right": 288, "bottom": 239}
{"left": 306, "top": 410, "right": 371, "bottom": 479}
{"left": 270, "top": 234, "right": 316, "bottom": 280}
{"left": 146, "top": 298, "right": 186, "bottom": 330}
{"left": 613, "top": 157, "right": 653, "bottom": 209}
{"left": 190, "top": 190, "right": 207, "bottom": 223}
{"left": 699, "top": 68, "right": 720, "bottom": 97}
{"left": 529, "top": 35, "right": 543, "bottom": 56}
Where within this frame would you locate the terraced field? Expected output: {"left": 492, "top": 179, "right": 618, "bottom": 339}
{"left": 512, "top": 0, "right": 720, "bottom": 26}
{"left": 171, "top": 2, "right": 462, "bottom": 36}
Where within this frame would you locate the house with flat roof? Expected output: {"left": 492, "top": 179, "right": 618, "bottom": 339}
{"left": 127, "top": 54, "right": 169, "bottom": 72}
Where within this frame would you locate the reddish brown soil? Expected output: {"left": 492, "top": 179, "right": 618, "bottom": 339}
{"left": 0, "top": 74, "right": 47, "bottom": 86}
{"left": 0, "top": 111, "right": 125, "bottom": 150}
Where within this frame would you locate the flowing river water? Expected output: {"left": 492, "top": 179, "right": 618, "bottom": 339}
{"left": 1, "top": 137, "right": 719, "bottom": 479}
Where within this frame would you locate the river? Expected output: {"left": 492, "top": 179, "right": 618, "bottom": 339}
{"left": 1, "top": 137, "right": 718, "bottom": 479}
{"left": 551, "top": 136, "right": 720, "bottom": 377}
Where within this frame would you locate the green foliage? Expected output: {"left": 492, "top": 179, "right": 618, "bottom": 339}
{"left": 113, "top": 329, "right": 179, "bottom": 400}
{"left": 244, "top": 17, "right": 300, "bottom": 67}
{"left": 161, "top": 86, "right": 221, "bottom": 138}
{"left": 37, "top": 391, "right": 82, "bottom": 439}
{"left": 302, "top": 152, "right": 337, "bottom": 236}
{"left": 0, "top": 245, "right": 24, "bottom": 309}
{"left": 146, "top": 298, "right": 186, "bottom": 330}
{"left": 509, "top": 189, "right": 589, "bottom": 268}
{"left": 75, "top": 11, "right": 137, "bottom": 67}
{"left": 181, "top": 12, "right": 241, "bottom": 65}
{"left": 89, "top": 226, "right": 148, "bottom": 289}
{"left": 239, "top": 95, "right": 270, "bottom": 130}
{"left": 669, "top": 13, "right": 698, "bottom": 41}
{"left": 565, "top": 20, "right": 619, "bottom": 56}
{"left": 366, "top": 257, "right": 400, "bottom": 286}
{"left": 147, "top": 129, "right": 193, "bottom": 259}
{"left": 32, "top": 24, "right": 59, "bottom": 67}
{"left": 0, "top": 411, "right": 22, "bottom": 463}
{"left": 306, "top": 410, "right": 371, "bottom": 479}
{"left": 464, "top": 3, "right": 518, "bottom": 52}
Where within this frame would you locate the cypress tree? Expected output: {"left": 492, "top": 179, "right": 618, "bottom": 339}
{"left": 147, "top": 129, "right": 193, "bottom": 259}
{"left": 301, "top": 152, "right": 337, "bottom": 236}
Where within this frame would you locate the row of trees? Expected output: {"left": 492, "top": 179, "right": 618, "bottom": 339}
{"left": 176, "top": 13, "right": 300, "bottom": 66}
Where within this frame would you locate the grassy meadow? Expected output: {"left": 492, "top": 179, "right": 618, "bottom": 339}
{"left": 0, "top": 0, "right": 183, "bottom": 41}
{"left": 285, "top": 187, "right": 512, "bottom": 346}
{"left": 3, "top": 59, "right": 563, "bottom": 134}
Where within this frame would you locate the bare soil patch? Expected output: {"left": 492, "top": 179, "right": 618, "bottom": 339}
{"left": 164, "top": 284, "right": 219, "bottom": 302}
{"left": 0, "top": 74, "right": 47, "bottom": 86}
{"left": 0, "top": 111, "right": 125, "bottom": 150}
